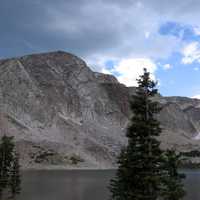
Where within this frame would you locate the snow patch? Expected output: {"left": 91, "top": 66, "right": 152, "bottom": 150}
{"left": 193, "top": 132, "right": 200, "bottom": 140}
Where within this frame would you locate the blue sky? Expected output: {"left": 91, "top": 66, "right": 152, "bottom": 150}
{"left": 1, "top": 0, "right": 200, "bottom": 98}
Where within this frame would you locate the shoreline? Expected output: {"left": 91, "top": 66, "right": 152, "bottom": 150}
{"left": 21, "top": 167, "right": 117, "bottom": 171}
{"left": 20, "top": 164, "right": 200, "bottom": 171}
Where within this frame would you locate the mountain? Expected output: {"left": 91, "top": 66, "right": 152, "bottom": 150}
{"left": 0, "top": 51, "right": 200, "bottom": 169}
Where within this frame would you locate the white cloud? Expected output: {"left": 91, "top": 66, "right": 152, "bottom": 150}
{"left": 88, "top": 55, "right": 158, "bottom": 87}
{"left": 101, "top": 68, "right": 113, "bottom": 75}
{"left": 181, "top": 42, "right": 200, "bottom": 64}
{"left": 193, "top": 26, "right": 200, "bottom": 36}
{"left": 194, "top": 67, "right": 199, "bottom": 71}
{"left": 144, "top": 31, "right": 150, "bottom": 39}
{"left": 163, "top": 63, "right": 172, "bottom": 70}
{"left": 192, "top": 95, "right": 200, "bottom": 99}
{"left": 112, "top": 58, "right": 157, "bottom": 86}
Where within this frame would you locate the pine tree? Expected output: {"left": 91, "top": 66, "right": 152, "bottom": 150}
{"left": 109, "top": 68, "right": 185, "bottom": 200}
{"left": 0, "top": 135, "right": 14, "bottom": 196}
{"left": 9, "top": 151, "right": 21, "bottom": 199}
{"left": 161, "top": 150, "right": 185, "bottom": 200}
{"left": 0, "top": 135, "right": 21, "bottom": 199}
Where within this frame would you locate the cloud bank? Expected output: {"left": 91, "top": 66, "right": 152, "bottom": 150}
{"left": 1, "top": 0, "right": 200, "bottom": 90}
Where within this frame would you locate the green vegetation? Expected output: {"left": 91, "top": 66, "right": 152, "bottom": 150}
{"left": 181, "top": 150, "right": 200, "bottom": 157}
{"left": 0, "top": 135, "right": 21, "bottom": 200}
{"left": 110, "top": 69, "right": 185, "bottom": 200}
{"left": 34, "top": 151, "right": 56, "bottom": 164}
{"left": 161, "top": 150, "right": 185, "bottom": 200}
{"left": 70, "top": 154, "right": 84, "bottom": 165}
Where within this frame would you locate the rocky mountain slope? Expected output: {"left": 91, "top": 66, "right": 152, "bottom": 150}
{"left": 0, "top": 51, "right": 200, "bottom": 169}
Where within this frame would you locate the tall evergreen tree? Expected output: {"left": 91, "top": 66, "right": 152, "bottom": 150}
{"left": 110, "top": 68, "right": 185, "bottom": 200}
{"left": 9, "top": 151, "right": 21, "bottom": 199}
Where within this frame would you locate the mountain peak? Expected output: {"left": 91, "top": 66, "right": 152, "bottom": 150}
{"left": 0, "top": 51, "right": 200, "bottom": 169}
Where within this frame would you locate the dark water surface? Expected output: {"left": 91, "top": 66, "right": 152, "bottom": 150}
{"left": 17, "top": 169, "right": 200, "bottom": 200}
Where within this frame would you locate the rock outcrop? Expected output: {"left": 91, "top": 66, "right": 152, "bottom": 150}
{"left": 0, "top": 51, "right": 200, "bottom": 169}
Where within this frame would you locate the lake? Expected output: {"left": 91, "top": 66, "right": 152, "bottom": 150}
{"left": 17, "top": 169, "right": 200, "bottom": 200}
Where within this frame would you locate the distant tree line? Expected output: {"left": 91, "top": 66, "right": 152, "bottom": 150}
{"left": 0, "top": 135, "right": 21, "bottom": 200}
{"left": 181, "top": 150, "right": 200, "bottom": 157}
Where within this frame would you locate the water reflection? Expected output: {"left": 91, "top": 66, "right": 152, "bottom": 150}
{"left": 17, "top": 170, "right": 115, "bottom": 200}
{"left": 17, "top": 169, "right": 200, "bottom": 200}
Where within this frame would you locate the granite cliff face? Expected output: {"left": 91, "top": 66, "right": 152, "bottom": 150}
{"left": 0, "top": 51, "right": 200, "bottom": 169}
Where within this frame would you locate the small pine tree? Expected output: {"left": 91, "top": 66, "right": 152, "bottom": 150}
{"left": 0, "top": 135, "right": 21, "bottom": 199}
{"left": 9, "top": 151, "right": 21, "bottom": 199}
{"left": 161, "top": 150, "right": 185, "bottom": 200}
{"left": 109, "top": 68, "right": 185, "bottom": 200}
{"left": 0, "top": 135, "right": 14, "bottom": 194}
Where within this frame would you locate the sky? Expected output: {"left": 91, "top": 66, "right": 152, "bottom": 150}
{"left": 1, "top": 0, "right": 200, "bottom": 97}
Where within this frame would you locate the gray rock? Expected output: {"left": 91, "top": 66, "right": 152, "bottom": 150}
{"left": 0, "top": 51, "right": 200, "bottom": 169}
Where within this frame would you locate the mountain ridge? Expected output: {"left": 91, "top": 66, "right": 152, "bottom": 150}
{"left": 0, "top": 51, "right": 200, "bottom": 169}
